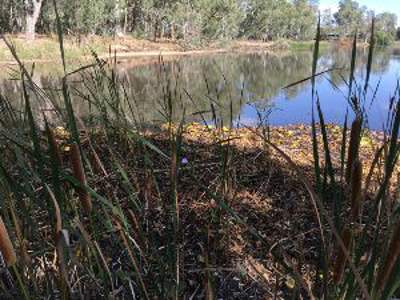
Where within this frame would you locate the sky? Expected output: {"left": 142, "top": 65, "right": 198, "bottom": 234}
{"left": 319, "top": 0, "right": 400, "bottom": 25}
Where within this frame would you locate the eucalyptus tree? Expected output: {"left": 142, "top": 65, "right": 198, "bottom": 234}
{"left": 321, "top": 8, "right": 336, "bottom": 36}
{"left": 376, "top": 12, "right": 398, "bottom": 37}
{"left": 25, "top": 0, "right": 44, "bottom": 39}
{"left": 198, "top": 0, "right": 244, "bottom": 40}
{"left": 290, "top": 0, "right": 318, "bottom": 40}
{"left": 240, "top": 0, "right": 317, "bottom": 40}
{"left": 334, "top": 0, "right": 366, "bottom": 37}
{"left": 0, "top": 0, "right": 25, "bottom": 33}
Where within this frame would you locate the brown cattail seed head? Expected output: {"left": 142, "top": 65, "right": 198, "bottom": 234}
{"left": 0, "top": 216, "right": 17, "bottom": 267}
{"left": 48, "top": 127, "right": 63, "bottom": 167}
{"left": 71, "top": 143, "right": 92, "bottom": 215}
{"left": 346, "top": 117, "right": 362, "bottom": 184}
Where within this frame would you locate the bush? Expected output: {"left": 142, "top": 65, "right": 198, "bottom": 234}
{"left": 375, "top": 31, "right": 395, "bottom": 47}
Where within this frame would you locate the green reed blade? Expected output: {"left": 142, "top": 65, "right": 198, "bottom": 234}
{"left": 312, "top": 14, "right": 321, "bottom": 98}
{"left": 364, "top": 18, "right": 375, "bottom": 93}
{"left": 348, "top": 31, "right": 358, "bottom": 107}
{"left": 316, "top": 95, "right": 335, "bottom": 185}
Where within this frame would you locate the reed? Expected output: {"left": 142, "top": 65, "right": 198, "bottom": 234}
{"left": 333, "top": 227, "right": 352, "bottom": 284}
{"left": 350, "top": 159, "right": 363, "bottom": 222}
{"left": 70, "top": 143, "right": 92, "bottom": 214}
{"left": 0, "top": 9, "right": 399, "bottom": 299}
{"left": 376, "top": 222, "right": 400, "bottom": 293}
{"left": 278, "top": 16, "right": 400, "bottom": 299}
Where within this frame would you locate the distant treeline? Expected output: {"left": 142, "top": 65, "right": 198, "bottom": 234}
{"left": 1, "top": 0, "right": 399, "bottom": 44}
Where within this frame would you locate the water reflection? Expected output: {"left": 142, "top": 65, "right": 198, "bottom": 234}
{"left": 1, "top": 47, "right": 399, "bottom": 130}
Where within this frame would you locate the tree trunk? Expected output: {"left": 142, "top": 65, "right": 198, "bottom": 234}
{"left": 171, "top": 23, "right": 176, "bottom": 40}
{"left": 114, "top": 0, "right": 124, "bottom": 37}
{"left": 25, "top": 0, "right": 43, "bottom": 40}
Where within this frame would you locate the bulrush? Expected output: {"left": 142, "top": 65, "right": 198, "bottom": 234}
{"left": 333, "top": 227, "right": 352, "bottom": 284}
{"left": 0, "top": 216, "right": 16, "bottom": 267}
{"left": 71, "top": 143, "right": 92, "bottom": 214}
{"left": 47, "top": 127, "right": 63, "bottom": 167}
{"left": 350, "top": 159, "right": 363, "bottom": 222}
{"left": 345, "top": 117, "right": 362, "bottom": 184}
{"left": 376, "top": 221, "right": 400, "bottom": 292}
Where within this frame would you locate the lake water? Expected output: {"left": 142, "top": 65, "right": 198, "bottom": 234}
{"left": 1, "top": 47, "right": 399, "bottom": 130}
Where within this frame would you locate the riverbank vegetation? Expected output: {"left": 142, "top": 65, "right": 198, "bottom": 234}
{"left": 0, "top": 35, "right": 327, "bottom": 63}
{"left": 0, "top": 8, "right": 400, "bottom": 298}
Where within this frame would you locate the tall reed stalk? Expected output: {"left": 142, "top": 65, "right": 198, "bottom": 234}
{"left": 71, "top": 143, "right": 92, "bottom": 214}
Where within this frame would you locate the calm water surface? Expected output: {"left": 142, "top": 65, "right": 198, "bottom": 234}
{"left": 1, "top": 47, "right": 399, "bottom": 130}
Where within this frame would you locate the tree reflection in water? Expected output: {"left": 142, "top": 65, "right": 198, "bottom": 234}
{"left": 0, "top": 47, "right": 397, "bottom": 129}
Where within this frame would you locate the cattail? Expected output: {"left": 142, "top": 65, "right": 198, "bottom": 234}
{"left": 71, "top": 143, "right": 92, "bottom": 214}
{"left": 346, "top": 117, "right": 362, "bottom": 184}
{"left": 333, "top": 227, "right": 352, "bottom": 284}
{"left": 0, "top": 216, "right": 16, "bottom": 267}
{"left": 376, "top": 222, "right": 400, "bottom": 292}
{"left": 47, "top": 127, "right": 63, "bottom": 167}
{"left": 350, "top": 159, "right": 363, "bottom": 222}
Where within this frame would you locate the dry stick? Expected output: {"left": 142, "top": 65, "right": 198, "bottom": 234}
{"left": 255, "top": 131, "right": 372, "bottom": 300}
{"left": 93, "top": 241, "right": 115, "bottom": 298}
{"left": 126, "top": 209, "right": 148, "bottom": 264}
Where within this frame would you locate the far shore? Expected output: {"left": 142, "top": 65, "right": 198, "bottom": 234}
{"left": 0, "top": 35, "right": 328, "bottom": 66}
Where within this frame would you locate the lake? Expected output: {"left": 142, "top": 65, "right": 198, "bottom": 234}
{"left": 1, "top": 46, "right": 399, "bottom": 130}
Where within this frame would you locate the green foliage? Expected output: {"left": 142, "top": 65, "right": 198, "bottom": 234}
{"left": 375, "top": 31, "right": 395, "bottom": 47}
{"left": 0, "top": 0, "right": 24, "bottom": 33}
{"left": 334, "top": 0, "right": 366, "bottom": 36}
{"left": 376, "top": 12, "right": 398, "bottom": 38}
{"left": 239, "top": 0, "right": 317, "bottom": 40}
{"left": 0, "top": 0, "right": 398, "bottom": 45}
{"left": 1, "top": 0, "right": 318, "bottom": 42}
{"left": 199, "top": 0, "right": 244, "bottom": 40}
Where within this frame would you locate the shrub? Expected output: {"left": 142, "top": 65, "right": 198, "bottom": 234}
{"left": 375, "top": 31, "right": 395, "bottom": 47}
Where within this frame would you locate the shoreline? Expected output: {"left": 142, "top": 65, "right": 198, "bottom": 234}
{"left": 0, "top": 35, "right": 324, "bottom": 65}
